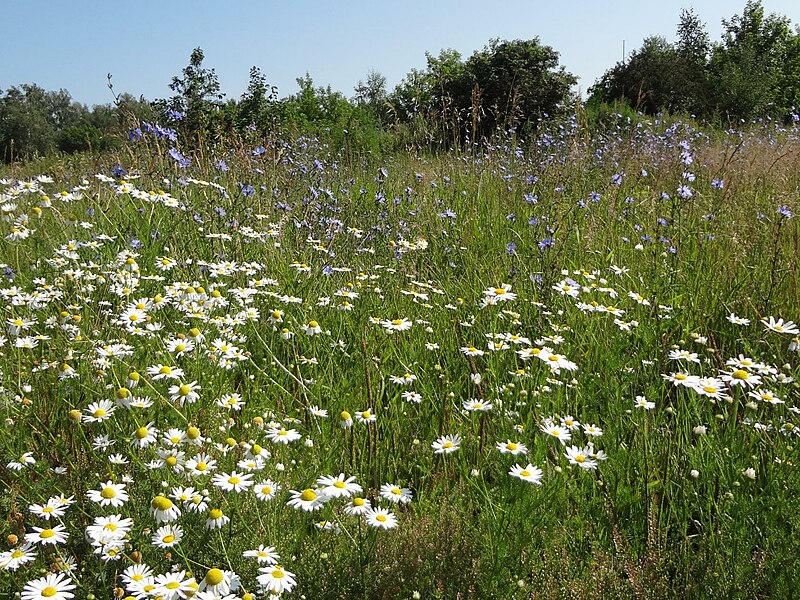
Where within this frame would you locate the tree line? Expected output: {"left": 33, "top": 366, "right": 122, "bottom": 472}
{"left": 1, "top": 1, "right": 798, "bottom": 163}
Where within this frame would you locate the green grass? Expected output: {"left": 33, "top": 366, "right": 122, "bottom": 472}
{"left": 0, "top": 116, "right": 799, "bottom": 599}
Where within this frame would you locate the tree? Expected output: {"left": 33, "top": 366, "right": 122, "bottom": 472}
{"left": 237, "top": 66, "right": 279, "bottom": 133}
{"left": 354, "top": 70, "right": 389, "bottom": 125}
{"left": 155, "top": 47, "right": 225, "bottom": 143}
{"left": 708, "top": 0, "right": 796, "bottom": 120}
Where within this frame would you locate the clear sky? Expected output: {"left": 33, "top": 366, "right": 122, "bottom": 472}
{"left": 3, "top": 0, "right": 800, "bottom": 107}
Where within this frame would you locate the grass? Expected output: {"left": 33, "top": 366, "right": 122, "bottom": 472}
{"left": 0, "top": 113, "right": 799, "bottom": 599}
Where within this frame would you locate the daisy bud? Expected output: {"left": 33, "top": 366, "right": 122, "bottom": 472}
{"left": 690, "top": 470, "right": 700, "bottom": 478}
{"left": 7, "top": 534, "right": 18, "bottom": 545}
{"left": 68, "top": 409, "right": 82, "bottom": 423}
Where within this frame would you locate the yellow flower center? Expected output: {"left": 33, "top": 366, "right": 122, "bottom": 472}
{"left": 196, "top": 462, "right": 207, "bottom": 471}
{"left": 187, "top": 426, "right": 200, "bottom": 439}
{"left": 11, "top": 550, "right": 24, "bottom": 558}
{"left": 135, "top": 427, "right": 149, "bottom": 439}
{"left": 159, "top": 366, "right": 172, "bottom": 375}
{"left": 391, "top": 319, "right": 403, "bottom": 326}
{"left": 391, "top": 487, "right": 401, "bottom": 496}
{"left": 261, "top": 486, "right": 272, "bottom": 495}
{"left": 507, "top": 443, "right": 518, "bottom": 450}
{"left": 228, "top": 476, "right": 241, "bottom": 485}
{"left": 495, "top": 288, "right": 506, "bottom": 295}
{"left": 732, "top": 369, "right": 748, "bottom": 380}
{"left": 93, "top": 409, "right": 107, "bottom": 418}
{"left": 272, "top": 569, "right": 285, "bottom": 579}
{"left": 165, "top": 581, "right": 180, "bottom": 590}
{"left": 361, "top": 411, "right": 371, "bottom": 419}
{"left": 442, "top": 442, "right": 453, "bottom": 449}
{"left": 163, "top": 534, "right": 175, "bottom": 544}
{"left": 703, "top": 386, "right": 717, "bottom": 394}
{"left": 39, "top": 529, "right": 55, "bottom": 539}
{"left": 101, "top": 487, "right": 117, "bottom": 499}
{"left": 206, "top": 568, "right": 224, "bottom": 585}
{"left": 300, "top": 489, "right": 318, "bottom": 502}
{"left": 116, "top": 388, "right": 130, "bottom": 399}
{"left": 209, "top": 508, "right": 223, "bottom": 520}
{"left": 178, "top": 384, "right": 192, "bottom": 395}
{"left": 104, "top": 523, "right": 118, "bottom": 531}
{"left": 151, "top": 496, "right": 174, "bottom": 511}
{"left": 41, "top": 587, "right": 58, "bottom": 598}
{"left": 308, "top": 320, "right": 318, "bottom": 328}
{"left": 340, "top": 411, "right": 351, "bottom": 421}
{"left": 520, "top": 470, "right": 531, "bottom": 477}
{"left": 575, "top": 455, "right": 585, "bottom": 463}
{"left": 675, "top": 373, "right": 687, "bottom": 380}
{"left": 376, "top": 514, "right": 387, "bottom": 522}
{"left": 353, "top": 497, "right": 365, "bottom": 506}
{"left": 166, "top": 456, "right": 178, "bottom": 466}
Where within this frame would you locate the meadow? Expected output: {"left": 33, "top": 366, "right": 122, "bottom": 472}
{"left": 0, "top": 113, "right": 799, "bottom": 599}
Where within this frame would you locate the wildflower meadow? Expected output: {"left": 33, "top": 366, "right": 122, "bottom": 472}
{"left": 1, "top": 113, "right": 799, "bottom": 599}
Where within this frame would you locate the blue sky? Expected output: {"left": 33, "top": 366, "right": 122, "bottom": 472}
{"left": 3, "top": 1, "right": 800, "bottom": 106}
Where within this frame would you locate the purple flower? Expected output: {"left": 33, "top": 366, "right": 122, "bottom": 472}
{"left": 238, "top": 183, "right": 255, "bottom": 197}
{"left": 169, "top": 147, "right": 191, "bottom": 168}
{"left": 778, "top": 205, "right": 793, "bottom": 219}
{"left": 523, "top": 193, "right": 538, "bottom": 204}
{"left": 127, "top": 128, "right": 142, "bottom": 141}
{"left": 611, "top": 173, "right": 623, "bottom": 186}
{"left": 112, "top": 164, "right": 128, "bottom": 177}
{"left": 506, "top": 242, "right": 517, "bottom": 256}
{"left": 538, "top": 237, "right": 555, "bottom": 250}
{"left": 166, "top": 109, "right": 184, "bottom": 122}
{"left": 711, "top": 179, "right": 724, "bottom": 190}
{"left": 130, "top": 238, "right": 143, "bottom": 249}
{"left": 252, "top": 146, "right": 266, "bottom": 156}
{"left": 676, "top": 185, "right": 693, "bottom": 199}
{"left": 215, "top": 160, "right": 229, "bottom": 172}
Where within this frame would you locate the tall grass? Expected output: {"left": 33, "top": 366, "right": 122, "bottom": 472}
{"left": 0, "top": 113, "right": 798, "bottom": 599}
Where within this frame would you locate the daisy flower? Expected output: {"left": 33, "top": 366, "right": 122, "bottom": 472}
{"left": 146, "top": 364, "right": 184, "bottom": 381}
{"left": 303, "top": 320, "right": 322, "bottom": 336}
{"left": 379, "top": 483, "right": 413, "bottom": 504}
{"left": 206, "top": 507, "right": 230, "bottom": 529}
{"left": 8, "top": 452, "right": 36, "bottom": 470}
{"left": 431, "top": 434, "right": 462, "bottom": 454}
{"left": 316, "top": 473, "right": 363, "bottom": 498}
{"left": 28, "top": 498, "right": 67, "bottom": 520}
{"left": 199, "top": 568, "right": 240, "bottom": 596}
{"left": 565, "top": 445, "right": 598, "bottom": 470}
{"left": 727, "top": 313, "right": 750, "bottom": 325}
{"left": 212, "top": 470, "right": 254, "bottom": 493}
{"left": 365, "top": 507, "right": 398, "bottom": 529}
{"left": 20, "top": 572, "right": 76, "bottom": 600}
{"left": 668, "top": 349, "right": 700, "bottom": 363}
{"left": 355, "top": 408, "right": 377, "bottom": 424}
{"left": 83, "top": 399, "right": 116, "bottom": 423}
{"left": 243, "top": 544, "right": 280, "bottom": 565}
{"left": 150, "top": 496, "right": 181, "bottom": 523}
{"left": 25, "top": 525, "right": 69, "bottom": 546}
{"left": 662, "top": 372, "right": 700, "bottom": 388}
{"left": 461, "top": 345, "right": 485, "bottom": 357}
{"left": 634, "top": 396, "right": 656, "bottom": 410}
{"left": 389, "top": 372, "right": 417, "bottom": 385}
{"left": 463, "top": 399, "right": 493, "bottom": 412}
{"left": 151, "top": 524, "right": 183, "bottom": 548}
{"left": 87, "top": 481, "right": 129, "bottom": 508}
{"left": 186, "top": 453, "right": 217, "bottom": 476}
{"left": 266, "top": 426, "right": 302, "bottom": 444}
{"left": 153, "top": 571, "right": 196, "bottom": 600}
{"left": 286, "top": 488, "right": 327, "bottom": 512}
{"left": 168, "top": 381, "right": 201, "bottom": 405}
{"left": 692, "top": 378, "right": 726, "bottom": 400}
{"left": 401, "top": 391, "right": 422, "bottom": 404}
{"left": 256, "top": 565, "right": 297, "bottom": 596}
{"left": 0, "top": 543, "right": 37, "bottom": 571}
{"left": 483, "top": 284, "right": 516, "bottom": 301}
{"left": 254, "top": 479, "right": 281, "bottom": 501}
{"left": 496, "top": 440, "right": 527, "bottom": 455}
{"left": 582, "top": 423, "right": 603, "bottom": 437}
{"left": 720, "top": 368, "right": 761, "bottom": 388}
{"left": 762, "top": 316, "right": 799, "bottom": 335}
{"left": 344, "top": 496, "right": 372, "bottom": 516}
{"left": 540, "top": 421, "right": 572, "bottom": 444}
{"left": 381, "top": 318, "right": 412, "bottom": 332}
{"left": 509, "top": 463, "right": 543, "bottom": 484}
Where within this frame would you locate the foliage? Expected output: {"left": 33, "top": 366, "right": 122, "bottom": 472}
{"left": 589, "top": 2, "right": 800, "bottom": 123}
